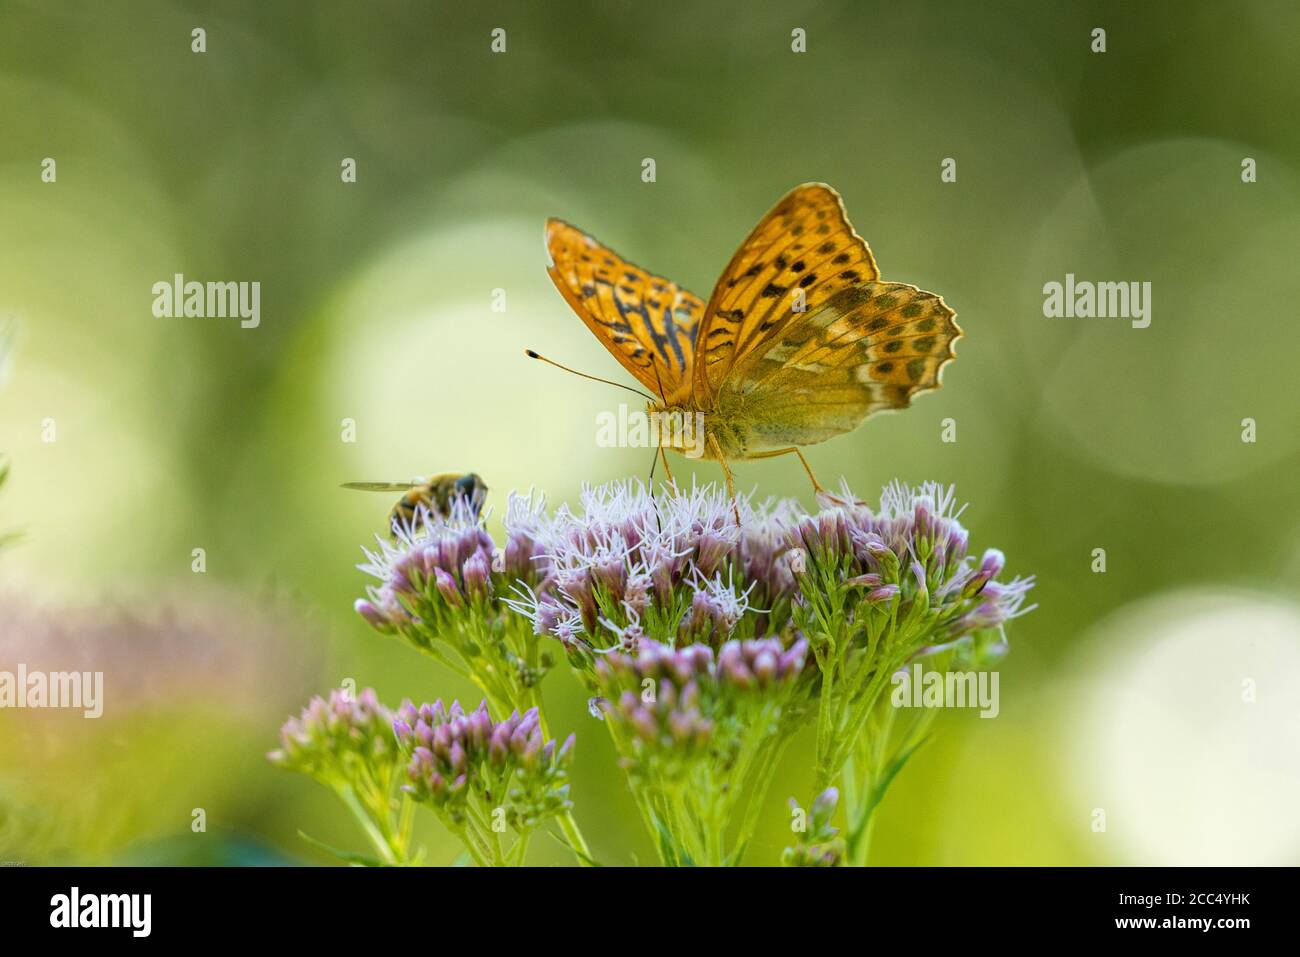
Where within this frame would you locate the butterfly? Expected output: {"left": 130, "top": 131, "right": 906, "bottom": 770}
{"left": 540, "top": 183, "right": 959, "bottom": 498}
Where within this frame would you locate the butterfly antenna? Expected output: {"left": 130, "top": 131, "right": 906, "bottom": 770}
{"left": 524, "top": 350, "right": 656, "bottom": 402}
{"left": 651, "top": 360, "right": 668, "bottom": 404}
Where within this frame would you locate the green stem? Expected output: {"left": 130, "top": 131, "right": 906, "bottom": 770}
{"left": 454, "top": 823, "right": 493, "bottom": 867}
{"left": 555, "top": 810, "right": 594, "bottom": 865}
{"left": 337, "top": 785, "right": 397, "bottom": 865}
{"left": 527, "top": 685, "right": 596, "bottom": 867}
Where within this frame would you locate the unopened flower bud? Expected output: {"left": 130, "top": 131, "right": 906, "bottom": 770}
{"left": 462, "top": 549, "right": 492, "bottom": 600}
{"left": 433, "top": 567, "right": 462, "bottom": 607}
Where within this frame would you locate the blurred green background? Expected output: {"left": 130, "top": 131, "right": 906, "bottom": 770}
{"left": 1, "top": 0, "right": 1298, "bottom": 865}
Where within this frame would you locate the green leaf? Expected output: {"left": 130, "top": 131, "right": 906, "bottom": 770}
{"left": 296, "top": 829, "right": 390, "bottom": 867}
{"left": 651, "top": 814, "right": 691, "bottom": 867}
{"left": 544, "top": 825, "right": 603, "bottom": 866}
{"left": 848, "top": 734, "right": 932, "bottom": 849}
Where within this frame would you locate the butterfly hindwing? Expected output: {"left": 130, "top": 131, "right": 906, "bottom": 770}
{"left": 720, "top": 281, "right": 960, "bottom": 451}
{"left": 693, "top": 184, "right": 881, "bottom": 406}
{"left": 545, "top": 218, "right": 703, "bottom": 403}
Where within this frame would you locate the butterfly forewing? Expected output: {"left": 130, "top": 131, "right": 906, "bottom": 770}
{"left": 693, "top": 184, "right": 881, "bottom": 406}
{"left": 721, "top": 281, "right": 960, "bottom": 450}
{"left": 545, "top": 218, "right": 704, "bottom": 403}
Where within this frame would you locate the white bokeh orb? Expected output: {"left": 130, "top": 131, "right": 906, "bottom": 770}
{"left": 1061, "top": 590, "right": 1300, "bottom": 865}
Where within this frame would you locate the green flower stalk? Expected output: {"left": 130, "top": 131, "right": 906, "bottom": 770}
{"left": 790, "top": 481, "right": 1035, "bottom": 864}
{"left": 393, "top": 699, "right": 575, "bottom": 867}
{"left": 589, "top": 637, "right": 809, "bottom": 866}
{"left": 269, "top": 688, "right": 415, "bottom": 865}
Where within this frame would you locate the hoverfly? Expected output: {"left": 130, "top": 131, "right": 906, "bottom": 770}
{"left": 342, "top": 472, "right": 487, "bottom": 532}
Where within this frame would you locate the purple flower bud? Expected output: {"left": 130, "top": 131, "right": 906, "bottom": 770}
{"left": 979, "top": 548, "right": 1006, "bottom": 578}
{"left": 520, "top": 729, "right": 543, "bottom": 769}
{"left": 946, "top": 526, "right": 969, "bottom": 564}
{"left": 592, "top": 555, "right": 626, "bottom": 598}
{"left": 488, "top": 725, "right": 510, "bottom": 765}
{"left": 638, "top": 558, "right": 667, "bottom": 604}
{"left": 812, "top": 786, "right": 839, "bottom": 820}
{"left": 449, "top": 741, "right": 468, "bottom": 775}
{"left": 845, "top": 573, "right": 883, "bottom": 589}
{"left": 695, "top": 529, "right": 731, "bottom": 577}
{"left": 433, "top": 567, "right": 462, "bottom": 607}
{"left": 719, "top": 643, "right": 753, "bottom": 689}
{"left": 963, "top": 548, "right": 1005, "bottom": 598}
{"left": 779, "top": 638, "right": 808, "bottom": 679}
{"left": 911, "top": 561, "right": 928, "bottom": 593}
{"left": 462, "top": 549, "right": 491, "bottom": 600}
{"left": 866, "top": 584, "right": 900, "bottom": 604}
{"left": 427, "top": 771, "right": 446, "bottom": 797}
{"left": 914, "top": 498, "right": 934, "bottom": 542}
{"left": 432, "top": 722, "right": 452, "bottom": 754}
{"left": 631, "top": 708, "right": 657, "bottom": 741}
{"left": 680, "top": 679, "right": 701, "bottom": 710}
{"left": 354, "top": 598, "right": 390, "bottom": 630}
{"left": 818, "top": 511, "right": 847, "bottom": 553}
{"left": 394, "top": 549, "right": 430, "bottom": 594}
{"left": 623, "top": 570, "right": 652, "bottom": 614}
{"left": 556, "top": 733, "right": 576, "bottom": 766}
{"left": 438, "top": 535, "right": 462, "bottom": 578}
{"left": 392, "top": 718, "right": 412, "bottom": 743}
{"left": 668, "top": 710, "right": 697, "bottom": 743}
{"left": 861, "top": 536, "right": 899, "bottom": 576}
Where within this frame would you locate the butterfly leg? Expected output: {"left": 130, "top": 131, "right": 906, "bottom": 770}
{"left": 746, "top": 447, "right": 827, "bottom": 495}
{"left": 707, "top": 433, "right": 742, "bottom": 524}
{"left": 657, "top": 445, "right": 677, "bottom": 488}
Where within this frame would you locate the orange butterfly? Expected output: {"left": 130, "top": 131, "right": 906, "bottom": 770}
{"left": 538, "top": 183, "right": 960, "bottom": 498}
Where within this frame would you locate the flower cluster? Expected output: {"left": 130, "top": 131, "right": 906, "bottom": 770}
{"left": 791, "top": 480, "right": 1035, "bottom": 659}
{"left": 589, "top": 637, "right": 809, "bottom": 865}
{"left": 340, "top": 476, "right": 1034, "bottom": 866}
{"left": 594, "top": 638, "right": 809, "bottom": 768}
{"left": 393, "top": 699, "right": 575, "bottom": 866}
{"left": 269, "top": 688, "right": 414, "bottom": 864}
{"left": 783, "top": 480, "right": 1035, "bottom": 864}
{"left": 354, "top": 497, "right": 556, "bottom": 719}
{"left": 354, "top": 498, "right": 500, "bottom": 632}
{"left": 506, "top": 481, "right": 806, "bottom": 665}
{"left": 268, "top": 687, "right": 395, "bottom": 787}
